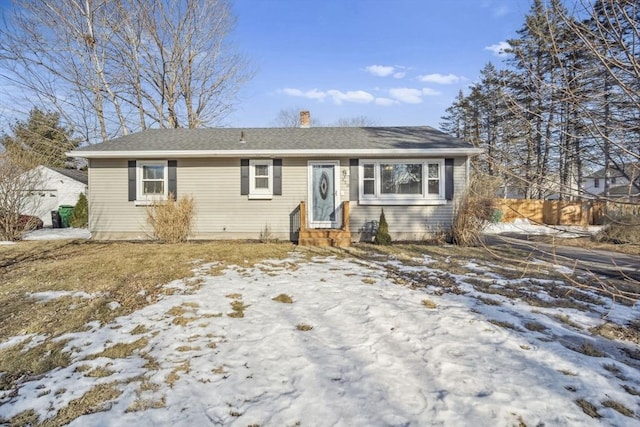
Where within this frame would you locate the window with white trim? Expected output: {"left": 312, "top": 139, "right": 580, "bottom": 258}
{"left": 359, "top": 159, "right": 445, "bottom": 205}
{"left": 249, "top": 159, "right": 273, "bottom": 199}
{"left": 137, "top": 160, "right": 168, "bottom": 203}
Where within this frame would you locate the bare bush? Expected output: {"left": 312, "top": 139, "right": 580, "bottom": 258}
{"left": 0, "top": 156, "right": 44, "bottom": 240}
{"left": 594, "top": 214, "right": 640, "bottom": 245}
{"left": 145, "top": 195, "right": 195, "bottom": 243}
{"left": 451, "top": 173, "right": 500, "bottom": 246}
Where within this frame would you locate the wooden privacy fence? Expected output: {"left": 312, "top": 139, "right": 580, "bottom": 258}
{"left": 493, "top": 199, "right": 610, "bottom": 226}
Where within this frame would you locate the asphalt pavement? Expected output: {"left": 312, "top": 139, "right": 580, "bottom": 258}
{"left": 483, "top": 234, "right": 640, "bottom": 282}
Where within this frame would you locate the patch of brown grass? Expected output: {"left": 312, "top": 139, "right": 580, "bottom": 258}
{"left": 1, "top": 409, "right": 39, "bottom": 427}
{"left": 296, "top": 324, "right": 313, "bottom": 331}
{"left": 570, "top": 342, "right": 605, "bottom": 358}
{"left": 166, "top": 362, "right": 190, "bottom": 387}
{"left": 602, "top": 399, "right": 634, "bottom": 417}
{"left": 591, "top": 322, "right": 640, "bottom": 345}
{"left": 130, "top": 325, "right": 150, "bottom": 335}
{"left": 488, "top": 319, "right": 521, "bottom": 331}
{"left": 524, "top": 321, "right": 547, "bottom": 333}
{"left": 85, "top": 367, "right": 115, "bottom": 378}
{"left": 41, "top": 382, "right": 122, "bottom": 427}
{"left": 226, "top": 294, "right": 248, "bottom": 318}
{"left": 125, "top": 396, "right": 166, "bottom": 413}
{"left": 575, "top": 398, "right": 601, "bottom": 419}
{"left": 0, "top": 339, "right": 71, "bottom": 387}
{"left": 272, "top": 294, "right": 293, "bottom": 304}
{"left": 421, "top": 299, "right": 437, "bottom": 309}
{"left": 0, "top": 241, "right": 294, "bottom": 342}
{"left": 86, "top": 338, "right": 148, "bottom": 360}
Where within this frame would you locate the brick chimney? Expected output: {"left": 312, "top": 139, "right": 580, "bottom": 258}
{"left": 300, "top": 111, "right": 310, "bottom": 128}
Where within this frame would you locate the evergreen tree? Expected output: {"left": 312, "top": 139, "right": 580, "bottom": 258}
{"left": 374, "top": 209, "right": 392, "bottom": 245}
{"left": 70, "top": 193, "right": 88, "bottom": 228}
{"left": 1, "top": 108, "right": 80, "bottom": 168}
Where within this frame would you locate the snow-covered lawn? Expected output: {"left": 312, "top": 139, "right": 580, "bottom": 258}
{"left": 1, "top": 247, "right": 638, "bottom": 426}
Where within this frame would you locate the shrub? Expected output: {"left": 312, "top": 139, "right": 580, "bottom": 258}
{"left": 451, "top": 172, "right": 499, "bottom": 246}
{"left": 146, "top": 195, "right": 195, "bottom": 243}
{"left": 70, "top": 193, "right": 88, "bottom": 228}
{"left": 374, "top": 209, "right": 392, "bottom": 245}
{"left": 259, "top": 223, "right": 277, "bottom": 242}
{"left": 593, "top": 214, "right": 640, "bottom": 244}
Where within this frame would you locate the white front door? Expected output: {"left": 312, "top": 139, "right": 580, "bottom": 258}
{"left": 308, "top": 161, "right": 340, "bottom": 228}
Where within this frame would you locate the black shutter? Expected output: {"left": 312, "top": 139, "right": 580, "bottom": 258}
{"left": 445, "top": 158, "right": 454, "bottom": 201}
{"left": 349, "top": 159, "right": 359, "bottom": 201}
{"left": 168, "top": 160, "right": 177, "bottom": 200}
{"left": 128, "top": 160, "right": 136, "bottom": 201}
{"left": 273, "top": 159, "right": 282, "bottom": 195}
{"left": 240, "top": 159, "right": 249, "bottom": 195}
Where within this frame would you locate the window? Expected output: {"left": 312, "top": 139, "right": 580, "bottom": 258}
{"left": 359, "top": 159, "right": 446, "bottom": 205}
{"left": 594, "top": 178, "right": 600, "bottom": 188}
{"left": 137, "top": 160, "right": 168, "bottom": 203}
{"left": 249, "top": 159, "right": 273, "bottom": 199}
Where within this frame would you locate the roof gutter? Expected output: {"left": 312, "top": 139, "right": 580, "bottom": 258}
{"left": 67, "top": 147, "right": 484, "bottom": 159}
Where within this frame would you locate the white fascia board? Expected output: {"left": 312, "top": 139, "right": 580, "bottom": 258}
{"left": 67, "top": 147, "right": 484, "bottom": 159}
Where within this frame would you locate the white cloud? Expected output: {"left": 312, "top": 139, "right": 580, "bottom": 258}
{"left": 282, "top": 87, "right": 376, "bottom": 105}
{"left": 282, "top": 88, "right": 327, "bottom": 101}
{"left": 389, "top": 88, "right": 424, "bottom": 104}
{"left": 393, "top": 72, "right": 406, "bottom": 79}
{"left": 485, "top": 41, "right": 511, "bottom": 57}
{"left": 422, "top": 88, "right": 441, "bottom": 96}
{"left": 327, "top": 89, "right": 375, "bottom": 105}
{"left": 375, "top": 97, "right": 396, "bottom": 106}
{"left": 366, "top": 65, "right": 396, "bottom": 77}
{"left": 418, "top": 73, "right": 463, "bottom": 85}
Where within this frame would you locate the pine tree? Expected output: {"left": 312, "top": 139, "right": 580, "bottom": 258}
{"left": 70, "top": 193, "right": 88, "bottom": 228}
{"left": 0, "top": 108, "right": 80, "bottom": 168}
{"left": 374, "top": 209, "right": 392, "bottom": 245}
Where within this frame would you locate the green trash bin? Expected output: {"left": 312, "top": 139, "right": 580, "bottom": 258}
{"left": 58, "top": 205, "right": 75, "bottom": 228}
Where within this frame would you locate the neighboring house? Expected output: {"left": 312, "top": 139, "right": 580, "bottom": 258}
{"left": 581, "top": 162, "right": 640, "bottom": 200}
{"left": 21, "top": 166, "right": 88, "bottom": 227}
{"left": 68, "top": 118, "right": 481, "bottom": 245}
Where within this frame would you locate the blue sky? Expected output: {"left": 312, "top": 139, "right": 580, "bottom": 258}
{"left": 226, "top": 0, "right": 532, "bottom": 128}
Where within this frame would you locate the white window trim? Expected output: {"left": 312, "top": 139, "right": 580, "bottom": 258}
{"left": 135, "top": 160, "right": 168, "bottom": 205}
{"left": 358, "top": 159, "right": 446, "bottom": 205}
{"left": 249, "top": 159, "right": 273, "bottom": 199}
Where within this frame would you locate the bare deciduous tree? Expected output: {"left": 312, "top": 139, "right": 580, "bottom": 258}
{"left": 0, "top": 0, "right": 253, "bottom": 143}
{"left": 272, "top": 107, "right": 318, "bottom": 128}
{"left": 333, "top": 116, "right": 378, "bottom": 127}
{"left": 0, "top": 155, "right": 45, "bottom": 240}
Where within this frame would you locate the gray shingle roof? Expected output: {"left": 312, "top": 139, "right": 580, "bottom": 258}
{"left": 50, "top": 167, "right": 88, "bottom": 184}
{"left": 71, "top": 126, "right": 477, "bottom": 155}
{"left": 585, "top": 162, "right": 640, "bottom": 178}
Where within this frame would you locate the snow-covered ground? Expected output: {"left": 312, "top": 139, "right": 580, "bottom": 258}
{"left": 484, "top": 218, "right": 602, "bottom": 237}
{"left": 1, "top": 251, "right": 638, "bottom": 426}
{"left": 21, "top": 227, "right": 91, "bottom": 240}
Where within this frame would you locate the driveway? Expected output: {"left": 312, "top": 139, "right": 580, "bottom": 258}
{"left": 483, "top": 234, "right": 640, "bottom": 282}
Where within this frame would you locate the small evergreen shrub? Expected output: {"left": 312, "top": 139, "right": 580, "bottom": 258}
{"left": 146, "top": 195, "right": 195, "bottom": 243}
{"left": 70, "top": 193, "right": 88, "bottom": 228}
{"left": 374, "top": 209, "right": 392, "bottom": 245}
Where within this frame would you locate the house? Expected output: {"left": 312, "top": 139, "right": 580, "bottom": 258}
{"left": 68, "top": 115, "right": 482, "bottom": 245}
{"left": 581, "top": 162, "right": 640, "bottom": 200}
{"left": 22, "top": 166, "right": 88, "bottom": 227}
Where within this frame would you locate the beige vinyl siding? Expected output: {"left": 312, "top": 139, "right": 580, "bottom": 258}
{"left": 349, "top": 157, "right": 468, "bottom": 240}
{"left": 89, "top": 157, "right": 317, "bottom": 240}
{"left": 89, "top": 159, "right": 149, "bottom": 239}
{"left": 179, "top": 158, "right": 307, "bottom": 239}
{"left": 88, "top": 156, "right": 469, "bottom": 241}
